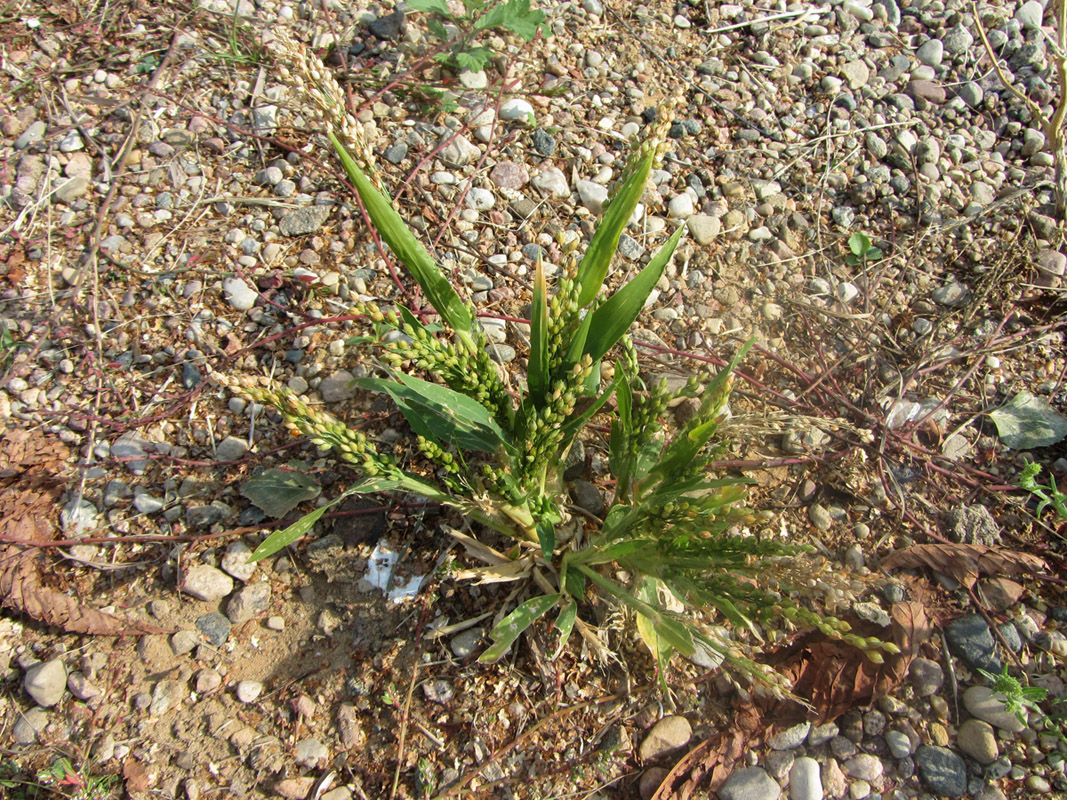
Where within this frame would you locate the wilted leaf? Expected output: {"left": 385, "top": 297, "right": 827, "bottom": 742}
{"left": 765, "top": 602, "right": 929, "bottom": 726}
{"left": 989, "top": 391, "right": 1067, "bottom": 449}
{"left": 881, "top": 543, "right": 1047, "bottom": 590}
{"left": 240, "top": 467, "right": 321, "bottom": 518}
{"left": 0, "top": 431, "right": 166, "bottom": 636}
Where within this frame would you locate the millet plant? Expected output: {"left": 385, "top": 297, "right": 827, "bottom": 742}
{"left": 220, "top": 31, "right": 898, "bottom": 689}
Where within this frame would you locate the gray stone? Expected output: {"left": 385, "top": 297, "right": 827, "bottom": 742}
{"left": 60, "top": 498, "right": 98, "bottom": 535}
{"left": 807, "top": 722, "right": 838, "bottom": 746}
{"left": 910, "top": 657, "right": 944, "bottom": 696}
{"left": 458, "top": 70, "right": 487, "bottom": 90}
{"left": 571, "top": 479, "right": 604, "bottom": 517}
{"left": 576, "top": 179, "right": 609, "bottom": 214}
{"left": 180, "top": 565, "right": 234, "bottom": 602}
{"left": 222, "top": 277, "right": 257, "bottom": 311}
{"left": 24, "top": 659, "right": 67, "bottom": 707}
{"left": 532, "top": 167, "right": 569, "bottom": 198}
{"left": 668, "top": 194, "right": 694, "bottom": 219}
{"left": 13, "top": 707, "right": 48, "bottom": 743}
{"left": 235, "top": 680, "right": 263, "bottom": 703}
{"left": 170, "top": 630, "right": 199, "bottom": 656}
{"left": 618, "top": 234, "right": 644, "bottom": 261}
{"left": 962, "top": 685, "right": 1026, "bottom": 732}
{"left": 278, "top": 205, "right": 331, "bottom": 236}
{"left": 932, "top": 280, "right": 970, "bottom": 307}
{"left": 1016, "top": 0, "right": 1045, "bottom": 29}
{"left": 195, "top": 612, "right": 231, "bottom": 646}
{"left": 942, "top": 25, "right": 973, "bottom": 54}
{"left": 221, "top": 541, "right": 257, "bottom": 581}
{"left": 885, "top": 729, "right": 913, "bottom": 759}
{"left": 789, "top": 757, "right": 822, "bottom": 800}
{"left": 1022, "top": 128, "right": 1046, "bottom": 157}
{"left": 639, "top": 715, "right": 692, "bottom": 762}
{"left": 719, "top": 767, "right": 781, "bottom": 800}
{"left": 843, "top": 754, "right": 882, "bottom": 782}
{"left": 319, "top": 370, "right": 356, "bottom": 402}
{"left": 915, "top": 745, "right": 967, "bottom": 797}
{"left": 688, "top": 214, "right": 721, "bottom": 244}
{"left": 946, "top": 615, "right": 1002, "bottom": 674}
{"left": 499, "top": 98, "right": 534, "bottom": 121}
{"left": 149, "top": 679, "right": 183, "bottom": 715}
{"left": 769, "top": 721, "right": 810, "bottom": 750}
{"left": 531, "top": 128, "right": 556, "bottom": 156}
{"left": 841, "top": 59, "right": 870, "bottom": 89}
{"left": 450, "top": 627, "right": 482, "bottom": 658}
{"left": 916, "top": 39, "right": 944, "bottom": 67}
{"left": 227, "top": 582, "right": 272, "bottom": 624}
{"left": 294, "top": 737, "right": 328, "bottom": 767}
{"left": 134, "top": 493, "right": 164, "bottom": 514}
{"left": 186, "top": 504, "right": 227, "bottom": 528}
{"left": 14, "top": 120, "right": 46, "bottom": 150}
{"left": 438, "top": 133, "right": 481, "bottom": 167}
{"left": 945, "top": 505, "right": 1000, "bottom": 546}
{"left": 383, "top": 142, "right": 408, "bottom": 164}
{"left": 214, "top": 435, "right": 248, "bottom": 463}
{"left": 54, "top": 176, "right": 90, "bottom": 203}
{"left": 466, "top": 187, "right": 494, "bottom": 211}
{"left": 422, "top": 679, "right": 454, "bottom": 704}
{"left": 369, "top": 9, "right": 405, "bottom": 39}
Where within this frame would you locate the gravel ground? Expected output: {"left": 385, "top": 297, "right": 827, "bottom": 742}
{"left": 2, "top": 0, "right": 1067, "bottom": 797}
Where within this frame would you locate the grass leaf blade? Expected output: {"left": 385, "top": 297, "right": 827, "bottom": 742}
{"left": 328, "top": 131, "right": 474, "bottom": 347}
{"left": 583, "top": 223, "right": 686, "bottom": 364}
{"left": 528, "top": 255, "right": 550, "bottom": 404}
{"left": 574, "top": 145, "right": 656, "bottom": 307}
{"left": 479, "top": 593, "right": 560, "bottom": 663}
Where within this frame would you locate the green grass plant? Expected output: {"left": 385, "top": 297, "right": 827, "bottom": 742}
{"left": 228, "top": 36, "right": 899, "bottom": 688}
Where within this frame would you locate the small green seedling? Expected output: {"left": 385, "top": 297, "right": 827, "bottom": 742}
{"left": 845, "top": 232, "right": 883, "bottom": 267}
{"left": 1019, "top": 462, "right": 1067, "bottom": 521}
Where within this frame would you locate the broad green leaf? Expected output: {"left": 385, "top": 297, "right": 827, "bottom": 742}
{"left": 575, "top": 142, "right": 657, "bottom": 307}
{"left": 328, "top": 131, "right": 474, "bottom": 349}
{"left": 479, "top": 593, "right": 560, "bottom": 663}
{"left": 578, "top": 566, "right": 695, "bottom": 655}
{"left": 553, "top": 600, "right": 578, "bottom": 658}
{"left": 563, "top": 561, "right": 586, "bottom": 597}
{"left": 248, "top": 478, "right": 401, "bottom": 562}
{"left": 426, "top": 16, "right": 449, "bottom": 40}
{"left": 474, "top": 0, "right": 545, "bottom": 40}
{"left": 240, "top": 467, "right": 321, "bottom": 518}
{"left": 583, "top": 223, "right": 686, "bottom": 364}
{"left": 989, "top": 391, "right": 1067, "bottom": 449}
{"left": 354, "top": 373, "right": 511, "bottom": 453}
{"left": 536, "top": 517, "right": 555, "bottom": 560}
{"left": 635, "top": 576, "right": 669, "bottom": 663}
{"left": 407, "top": 0, "right": 452, "bottom": 15}
{"left": 848, "top": 232, "right": 870, "bottom": 257}
{"left": 528, "top": 254, "right": 550, "bottom": 404}
{"left": 455, "top": 47, "right": 492, "bottom": 72}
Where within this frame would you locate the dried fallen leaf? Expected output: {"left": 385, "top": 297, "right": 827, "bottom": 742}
{"left": 765, "top": 601, "right": 930, "bottom": 726}
{"left": 123, "top": 757, "right": 151, "bottom": 793}
{"left": 0, "top": 430, "right": 166, "bottom": 636}
{"left": 881, "top": 543, "right": 1048, "bottom": 589}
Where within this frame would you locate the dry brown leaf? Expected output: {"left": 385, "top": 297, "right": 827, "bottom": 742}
{"left": 0, "top": 430, "right": 166, "bottom": 636}
{"left": 650, "top": 703, "right": 763, "bottom": 800}
{"left": 123, "top": 757, "right": 151, "bottom": 793}
{"left": 881, "top": 543, "right": 1048, "bottom": 589}
{"left": 764, "top": 601, "right": 930, "bottom": 726}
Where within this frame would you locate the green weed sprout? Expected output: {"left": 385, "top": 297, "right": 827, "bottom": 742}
{"left": 1019, "top": 462, "right": 1067, "bottom": 521}
{"left": 229, "top": 35, "right": 900, "bottom": 688}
